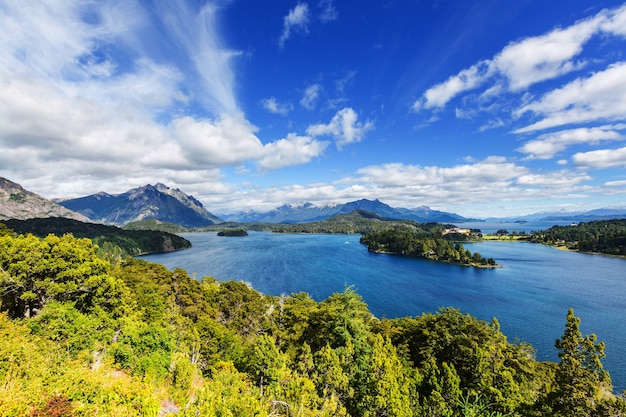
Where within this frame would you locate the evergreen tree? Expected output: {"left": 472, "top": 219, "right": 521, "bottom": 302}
{"left": 244, "top": 334, "right": 287, "bottom": 398}
{"left": 362, "top": 334, "right": 412, "bottom": 417}
{"left": 552, "top": 308, "right": 611, "bottom": 416}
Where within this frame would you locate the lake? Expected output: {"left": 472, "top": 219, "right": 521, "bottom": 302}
{"left": 141, "top": 231, "right": 626, "bottom": 392}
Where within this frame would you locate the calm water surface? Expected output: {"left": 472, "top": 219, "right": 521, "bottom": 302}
{"left": 142, "top": 231, "right": 626, "bottom": 391}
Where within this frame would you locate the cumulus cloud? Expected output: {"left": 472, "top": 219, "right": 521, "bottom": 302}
{"left": 517, "top": 125, "right": 626, "bottom": 159}
{"left": 306, "top": 108, "right": 374, "bottom": 148}
{"left": 170, "top": 114, "right": 265, "bottom": 167}
{"left": 356, "top": 157, "right": 527, "bottom": 188}
{"left": 260, "top": 97, "right": 293, "bottom": 115}
{"left": 515, "top": 171, "right": 591, "bottom": 187}
{"left": 413, "top": 3, "right": 626, "bottom": 111}
{"left": 493, "top": 17, "right": 598, "bottom": 91}
{"left": 259, "top": 134, "right": 329, "bottom": 170}
{"left": 279, "top": 3, "right": 310, "bottom": 48}
{"left": 321, "top": 157, "right": 593, "bottom": 214}
{"left": 514, "top": 63, "right": 626, "bottom": 133}
{"left": 572, "top": 146, "right": 626, "bottom": 169}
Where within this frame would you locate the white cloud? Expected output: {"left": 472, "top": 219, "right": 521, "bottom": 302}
{"left": 152, "top": 1, "right": 241, "bottom": 114}
{"left": 0, "top": 1, "right": 142, "bottom": 81}
{"left": 0, "top": 0, "right": 343, "bottom": 203}
{"left": 171, "top": 114, "right": 265, "bottom": 167}
{"left": 514, "top": 63, "right": 626, "bottom": 133}
{"left": 306, "top": 108, "right": 374, "bottom": 148}
{"left": 517, "top": 125, "right": 626, "bottom": 159}
{"left": 412, "top": 3, "right": 626, "bottom": 111}
{"left": 260, "top": 97, "right": 293, "bottom": 115}
{"left": 279, "top": 3, "right": 310, "bottom": 48}
{"left": 572, "top": 146, "right": 626, "bottom": 169}
{"left": 493, "top": 17, "right": 598, "bottom": 91}
{"left": 515, "top": 171, "right": 591, "bottom": 187}
{"left": 300, "top": 83, "right": 322, "bottom": 110}
{"left": 356, "top": 157, "right": 527, "bottom": 188}
{"left": 599, "top": 3, "right": 626, "bottom": 36}
{"left": 259, "top": 134, "right": 329, "bottom": 170}
{"left": 318, "top": 0, "right": 338, "bottom": 22}
{"left": 413, "top": 61, "right": 493, "bottom": 110}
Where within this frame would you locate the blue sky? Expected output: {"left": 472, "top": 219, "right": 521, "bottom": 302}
{"left": 1, "top": 0, "right": 626, "bottom": 217}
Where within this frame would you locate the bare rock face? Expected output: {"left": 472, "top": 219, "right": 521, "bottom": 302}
{"left": 0, "top": 177, "right": 90, "bottom": 222}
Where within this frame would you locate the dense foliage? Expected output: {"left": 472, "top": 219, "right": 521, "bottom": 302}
{"left": 529, "top": 219, "right": 626, "bottom": 256}
{"left": 360, "top": 227, "right": 496, "bottom": 267}
{"left": 1, "top": 229, "right": 624, "bottom": 416}
{"left": 2, "top": 217, "right": 191, "bottom": 258}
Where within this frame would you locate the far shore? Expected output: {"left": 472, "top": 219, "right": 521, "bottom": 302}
{"left": 482, "top": 234, "right": 626, "bottom": 260}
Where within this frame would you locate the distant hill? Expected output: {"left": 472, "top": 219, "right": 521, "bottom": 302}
{"left": 220, "top": 198, "right": 471, "bottom": 223}
{"left": 267, "top": 209, "right": 421, "bottom": 234}
{"left": 3, "top": 217, "right": 191, "bottom": 256}
{"left": 0, "top": 177, "right": 90, "bottom": 222}
{"left": 57, "top": 183, "right": 222, "bottom": 227}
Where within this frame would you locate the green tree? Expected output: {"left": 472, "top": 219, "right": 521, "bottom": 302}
{"left": 420, "top": 357, "right": 460, "bottom": 416}
{"left": 0, "top": 233, "right": 128, "bottom": 318}
{"left": 182, "top": 361, "right": 268, "bottom": 416}
{"left": 0, "top": 223, "right": 12, "bottom": 237}
{"left": 362, "top": 334, "right": 412, "bottom": 417}
{"left": 313, "top": 343, "right": 351, "bottom": 413}
{"left": 306, "top": 287, "right": 373, "bottom": 415}
{"left": 551, "top": 308, "right": 611, "bottom": 416}
{"left": 243, "top": 334, "right": 287, "bottom": 398}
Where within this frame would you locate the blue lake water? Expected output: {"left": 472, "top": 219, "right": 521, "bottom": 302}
{"left": 141, "top": 231, "right": 626, "bottom": 392}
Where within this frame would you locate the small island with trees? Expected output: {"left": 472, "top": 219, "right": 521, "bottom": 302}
{"left": 360, "top": 227, "right": 498, "bottom": 268}
{"left": 217, "top": 228, "right": 248, "bottom": 237}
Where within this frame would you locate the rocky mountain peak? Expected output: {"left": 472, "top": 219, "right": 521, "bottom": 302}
{"left": 0, "top": 177, "right": 90, "bottom": 222}
{"left": 57, "top": 183, "right": 222, "bottom": 227}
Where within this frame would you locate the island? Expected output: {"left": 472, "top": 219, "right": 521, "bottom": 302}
{"left": 360, "top": 228, "right": 498, "bottom": 268}
{"left": 217, "top": 228, "right": 248, "bottom": 237}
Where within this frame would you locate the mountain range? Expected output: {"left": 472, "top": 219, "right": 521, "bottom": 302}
{"left": 218, "top": 199, "right": 473, "bottom": 224}
{"left": 55, "top": 183, "right": 222, "bottom": 227}
{"left": 488, "top": 207, "right": 626, "bottom": 222}
{"left": 2, "top": 176, "right": 626, "bottom": 227}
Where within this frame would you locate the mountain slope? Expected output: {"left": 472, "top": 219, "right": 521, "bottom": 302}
{"left": 57, "top": 183, "right": 222, "bottom": 227}
{"left": 3, "top": 217, "right": 191, "bottom": 256}
{"left": 0, "top": 177, "right": 90, "bottom": 222}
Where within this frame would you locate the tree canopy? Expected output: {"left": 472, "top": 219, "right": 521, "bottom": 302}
{"left": 0, "top": 228, "right": 624, "bottom": 416}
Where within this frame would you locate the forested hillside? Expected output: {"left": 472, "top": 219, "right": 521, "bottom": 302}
{"left": 2, "top": 217, "right": 191, "bottom": 259}
{"left": 0, "top": 223, "right": 624, "bottom": 416}
{"left": 530, "top": 219, "right": 626, "bottom": 256}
